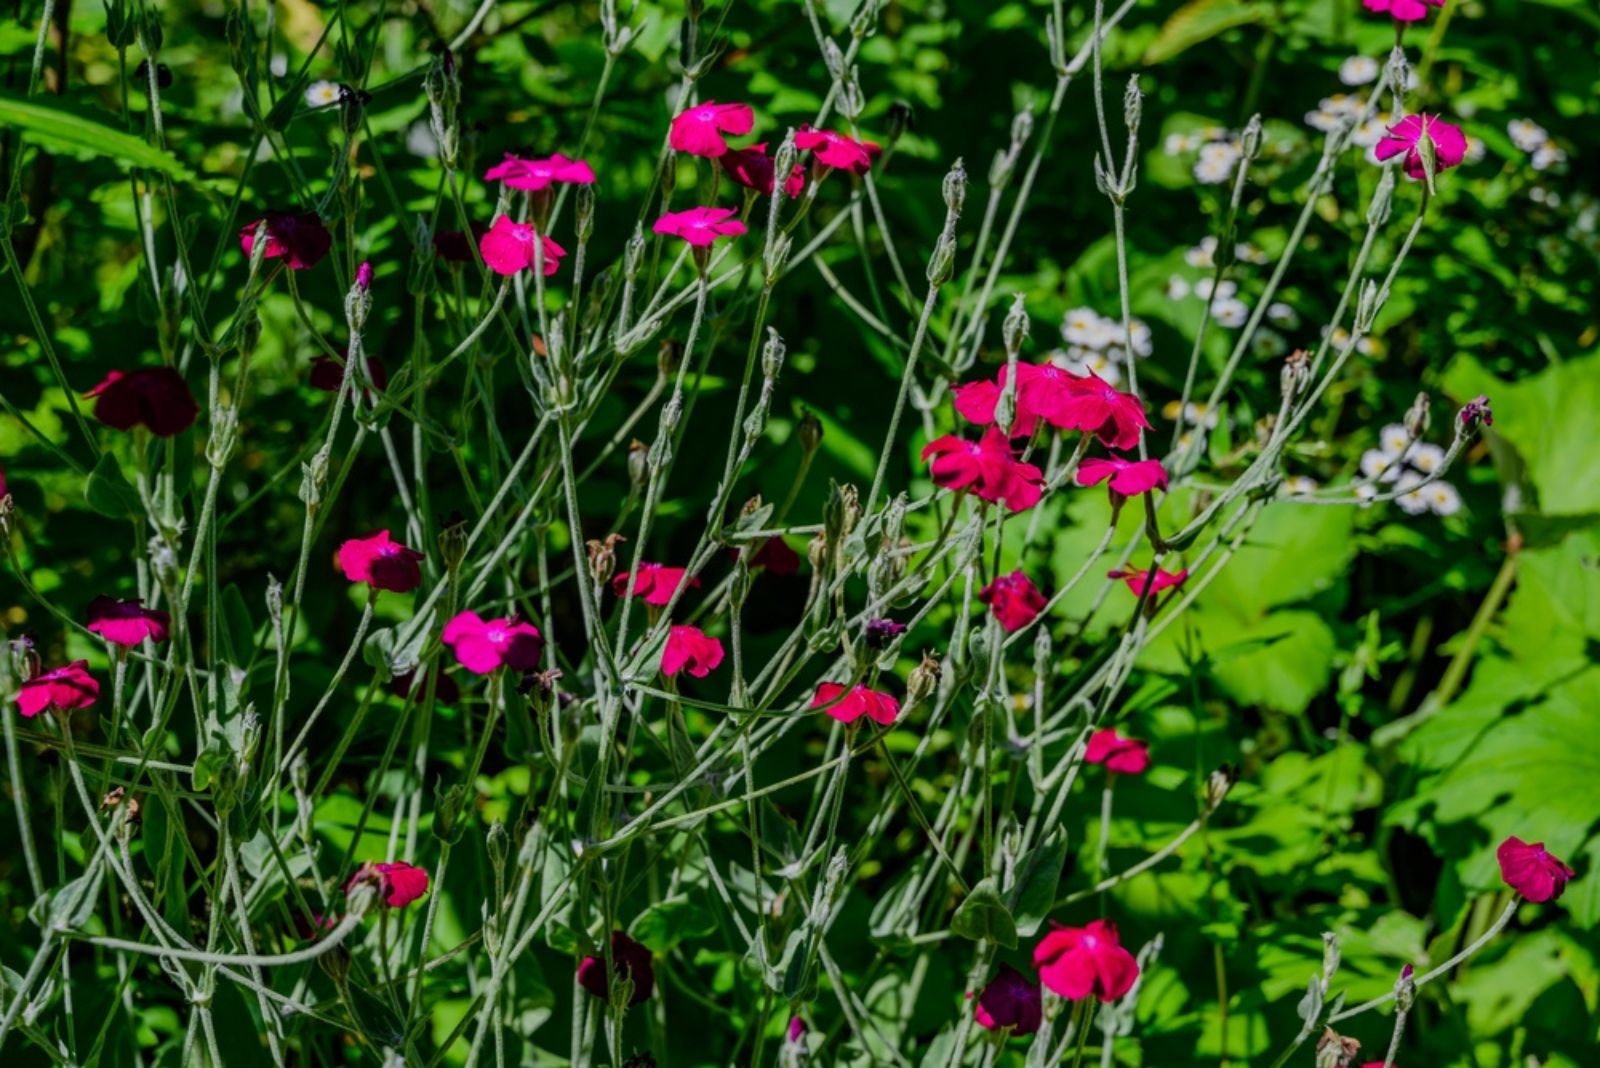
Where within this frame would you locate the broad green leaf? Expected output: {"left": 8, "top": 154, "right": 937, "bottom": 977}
{"left": 630, "top": 896, "right": 717, "bottom": 952}
{"left": 1144, "top": 0, "right": 1263, "bottom": 65}
{"left": 0, "top": 92, "right": 194, "bottom": 179}
{"left": 950, "top": 877, "right": 1018, "bottom": 948}
{"left": 84, "top": 452, "right": 143, "bottom": 518}
{"left": 1011, "top": 826, "right": 1068, "bottom": 938}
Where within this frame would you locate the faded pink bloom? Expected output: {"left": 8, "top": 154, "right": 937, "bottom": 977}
{"left": 86, "top": 596, "right": 171, "bottom": 647}
{"left": 239, "top": 211, "right": 332, "bottom": 269}
{"left": 478, "top": 215, "right": 567, "bottom": 276}
{"left": 613, "top": 563, "right": 699, "bottom": 607}
{"left": 346, "top": 861, "right": 429, "bottom": 908}
{"left": 973, "top": 963, "right": 1042, "bottom": 1034}
{"left": 812, "top": 682, "right": 899, "bottom": 727}
{"left": 1374, "top": 114, "right": 1467, "bottom": 181}
{"left": 922, "top": 428, "right": 1045, "bottom": 513}
{"left": 721, "top": 142, "right": 805, "bottom": 198}
{"left": 16, "top": 661, "right": 99, "bottom": 717}
{"left": 1033, "top": 919, "right": 1139, "bottom": 1002}
{"left": 795, "top": 124, "right": 881, "bottom": 176}
{"left": 1075, "top": 455, "right": 1168, "bottom": 497}
{"left": 484, "top": 152, "right": 596, "bottom": 191}
{"left": 668, "top": 101, "right": 755, "bottom": 158}
{"left": 337, "top": 530, "right": 425, "bottom": 593}
{"left": 1085, "top": 727, "right": 1151, "bottom": 775}
{"left": 1497, "top": 836, "right": 1576, "bottom": 903}
{"left": 652, "top": 206, "right": 748, "bottom": 248}
{"left": 661, "top": 625, "right": 725, "bottom": 679}
{"left": 1362, "top": 0, "right": 1444, "bottom": 22}
{"left": 578, "top": 931, "right": 655, "bottom": 1006}
{"left": 441, "top": 611, "right": 544, "bottom": 675}
{"left": 86, "top": 368, "right": 199, "bottom": 437}
{"left": 978, "top": 570, "right": 1047, "bottom": 632}
{"left": 1108, "top": 567, "right": 1189, "bottom": 597}
{"left": 1048, "top": 374, "right": 1150, "bottom": 451}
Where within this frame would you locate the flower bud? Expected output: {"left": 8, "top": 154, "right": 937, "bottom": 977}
{"left": 624, "top": 225, "right": 646, "bottom": 280}
{"left": 926, "top": 233, "right": 957, "bottom": 287}
{"left": 798, "top": 408, "right": 824, "bottom": 454}
{"left": 1320, "top": 932, "right": 1342, "bottom": 989}
{"left": 905, "top": 652, "right": 941, "bottom": 709}
{"left": 433, "top": 782, "right": 470, "bottom": 844}
{"left": 760, "top": 328, "right": 787, "bottom": 381}
{"left": 627, "top": 439, "right": 649, "bottom": 491}
{"left": 887, "top": 100, "right": 913, "bottom": 145}
{"left": 1458, "top": 394, "right": 1492, "bottom": 433}
{"left": 1367, "top": 166, "right": 1395, "bottom": 227}
{"left": 1239, "top": 113, "right": 1264, "bottom": 163}
{"left": 1404, "top": 392, "right": 1431, "bottom": 441}
{"left": 586, "top": 532, "right": 624, "bottom": 589}
{"left": 1353, "top": 280, "right": 1379, "bottom": 334}
{"left": 823, "top": 482, "right": 860, "bottom": 548}
{"left": 437, "top": 511, "right": 468, "bottom": 572}
{"left": 1204, "top": 763, "right": 1237, "bottom": 809}
{"left": 764, "top": 233, "right": 792, "bottom": 285}
{"left": 486, "top": 821, "right": 510, "bottom": 880}
{"left": 1010, "top": 109, "right": 1034, "bottom": 150}
{"left": 1314, "top": 1027, "right": 1360, "bottom": 1068}
{"left": 1002, "top": 293, "right": 1029, "bottom": 356}
{"left": 575, "top": 184, "right": 595, "bottom": 243}
{"left": 660, "top": 151, "right": 678, "bottom": 198}
{"left": 425, "top": 54, "right": 461, "bottom": 167}
{"left": 806, "top": 533, "right": 829, "bottom": 572}
{"left": 1032, "top": 626, "right": 1053, "bottom": 679}
{"left": 1395, "top": 963, "right": 1416, "bottom": 1012}
{"left": 1123, "top": 74, "right": 1142, "bottom": 136}
{"left": 1280, "top": 349, "right": 1311, "bottom": 400}
{"left": 942, "top": 158, "right": 968, "bottom": 217}
{"left": 206, "top": 405, "right": 240, "bottom": 469}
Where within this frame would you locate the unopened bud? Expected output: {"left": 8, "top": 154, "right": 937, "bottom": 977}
{"left": 798, "top": 409, "right": 823, "bottom": 454}
{"left": 1002, "top": 294, "right": 1029, "bottom": 355}
{"left": 1204, "top": 763, "right": 1237, "bottom": 809}
{"left": 657, "top": 339, "right": 682, "bottom": 379}
{"left": 433, "top": 782, "right": 470, "bottom": 844}
{"left": 1010, "top": 110, "right": 1034, "bottom": 149}
{"left": 438, "top": 511, "right": 468, "bottom": 571}
{"left": 624, "top": 226, "right": 646, "bottom": 279}
{"left": 627, "top": 440, "right": 649, "bottom": 491}
{"left": 1240, "top": 114, "right": 1263, "bottom": 162}
{"left": 886, "top": 100, "right": 913, "bottom": 144}
{"left": 761, "top": 328, "right": 787, "bottom": 380}
{"left": 586, "top": 532, "right": 625, "bottom": 588}
{"left": 942, "top": 159, "right": 968, "bottom": 216}
{"left": 926, "top": 233, "right": 957, "bottom": 287}
{"left": 576, "top": 185, "right": 595, "bottom": 243}
{"left": 1123, "top": 75, "right": 1142, "bottom": 135}
{"left": 806, "top": 533, "right": 829, "bottom": 572}
{"left": 1367, "top": 166, "right": 1395, "bottom": 227}
{"left": 905, "top": 652, "right": 941, "bottom": 709}
{"left": 1314, "top": 1028, "right": 1361, "bottom": 1068}
{"left": 1281, "top": 349, "right": 1311, "bottom": 399}
{"left": 1458, "top": 394, "right": 1492, "bottom": 433}
{"left": 1395, "top": 963, "right": 1416, "bottom": 1012}
{"left": 1404, "top": 393, "right": 1431, "bottom": 440}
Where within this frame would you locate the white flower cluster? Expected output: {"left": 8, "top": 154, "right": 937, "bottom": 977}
{"left": 1052, "top": 308, "right": 1154, "bottom": 387}
{"left": 1358, "top": 424, "right": 1461, "bottom": 515}
{"left": 1507, "top": 119, "right": 1568, "bottom": 172}
{"left": 1164, "top": 127, "right": 1248, "bottom": 185}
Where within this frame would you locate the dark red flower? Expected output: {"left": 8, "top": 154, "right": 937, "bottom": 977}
{"left": 1497, "top": 836, "right": 1576, "bottom": 903}
{"left": 346, "top": 860, "right": 429, "bottom": 908}
{"left": 721, "top": 142, "right": 806, "bottom": 198}
{"left": 1084, "top": 727, "right": 1150, "bottom": 775}
{"left": 389, "top": 669, "right": 459, "bottom": 705}
{"left": 973, "top": 963, "right": 1043, "bottom": 1034}
{"left": 922, "top": 428, "right": 1044, "bottom": 513}
{"left": 337, "top": 530, "right": 426, "bottom": 593}
{"left": 86, "top": 596, "right": 171, "bottom": 647}
{"left": 85, "top": 368, "right": 199, "bottom": 437}
{"left": 811, "top": 682, "right": 899, "bottom": 726}
{"left": 16, "top": 661, "right": 99, "bottom": 718}
{"left": 1108, "top": 567, "right": 1189, "bottom": 597}
{"left": 749, "top": 537, "right": 801, "bottom": 575}
{"left": 661, "top": 625, "right": 725, "bottom": 679}
{"left": 613, "top": 563, "right": 699, "bottom": 607}
{"left": 239, "top": 211, "right": 332, "bottom": 270}
{"left": 1033, "top": 919, "right": 1139, "bottom": 1002}
{"left": 309, "top": 353, "right": 388, "bottom": 394}
{"left": 978, "top": 570, "right": 1047, "bottom": 632}
{"left": 578, "top": 931, "right": 655, "bottom": 1006}
{"left": 865, "top": 617, "right": 907, "bottom": 649}
{"left": 433, "top": 224, "right": 488, "bottom": 263}
{"left": 795, "top": 124, "right": 881, "bottom": 176}
{"left": 1047, "top": 374, "right": 1150, "bottom": 451}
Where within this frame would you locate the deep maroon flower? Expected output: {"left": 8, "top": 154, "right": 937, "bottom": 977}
{"left": 721, "top": 142, "right": 805, "bottom": 198}
{"left": 389, "top": 669, "right": 459, "bottom": 705}
{"left": 1084, "top": 727, "right": 1151, "bottom": 775}
{"left": 795, "top": 124, "right": 881, "bottom": 176}
{"left": 85, "top": 368, "right": 199, "bottom": 437}
{"left": 309, "top": 353, "right": 388, "bottom": 394}
{"left": 669, "top": 101, "right": 755, "bottom": 158}
{"left": 978, "top": 570, "right": 1047, "bottom": 632}
{"left": 1459, "top": 394, "right": 1493, "bottom": 430}
{"left": 484, "top": 152, "right": 596, "bottom": 191}
{"left": 749, "top": 537, "right": 802, "bottom": 575}
{"left": 16, "top": 661, "right": 99, "bottom": 718}
{"left": 1375, "top": 114, "right": 1468, "bottom": 182}
{"left": 1047, "top": 374, "right": 1150, "bottom": 451}
{"left": 661, "top": 625, "right": 725, "bottom": 679}
{"left": 578, "top": 931, "right": 655, "bottom": 1006}
{"left": 1362, "top": 0, "right": 1444, "bottom": 23}
{"left": 86, "top": 596, "right": 171, "bottom": 647}
{"left": 1033, "top": 919, "right": 1139, "bottom": 1002}
{"left": 922, "top": 428, "right": 1045, "bottom": 513}
{"left": 1075, "top": 455, "right": 1168, "bottom": 497}
{"left": 973, "top": 963, "right": 1043, "bottom": 1034}
{"left": 1108, "top": 567, "right": 1189, "bottom": 597}
{"left": 433, "top": 223, "right": 488, "bottom": 263}
{"left": 865, "top": 617, "right": 908, "bottom": 649}
{"left": 613, "top": 563, "right": 698, "bottom": 607}
{"left": 1497, "top": 836, "right": 1576, "bottom": 903}
{"left": 239, "top": 211, "right": 332, "bottom": 270}
{"left": 337, "top": 530, "right": 425, "bottom": 593}
{"left": 441, "top": 611, "right": 544, "bottom": 675}
{"left": 652, "top": 207, "right": 748, "bottom": 248}
{"left": 478, "top": 216, "right": 566, "bottom": 276}
{"left": 346, "top": 861, "right": 429, "bottom": 908}
{"left": 811, "top": 682, "right": 899, "bottom": 727}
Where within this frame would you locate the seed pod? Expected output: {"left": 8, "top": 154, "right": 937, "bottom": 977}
{"left": 798, "top": 408, "right": 824, "bottom": 454}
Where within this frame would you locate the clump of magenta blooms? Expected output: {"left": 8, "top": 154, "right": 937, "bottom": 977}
{"left": 0, "top": 0, "right": 1552, "bottom": 1065}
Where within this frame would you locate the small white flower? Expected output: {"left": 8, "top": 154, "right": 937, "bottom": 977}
{"left": 1355, "top": 483, "right": 1378, "bottom": 502}
{"left": 1306, "top": 109, "right": 1343, "bottom": 134}
{"left": 1212, "top": 297, "right": 1249, "bottom": 328}
{"left": 1507, "top": 118, "right": 1549, "bottom": 153}
{"left": 1184, "top": 236, "right": 1219, "bottom": 269}
{"left": 1281, "top": 475, "right": 1320, "bottom": 496}
{"left": 270, "top": 53, "right": 290, "bottom": 78}
{"left": 1085, "top": 317, "right": 1122, "bottom": 351}
{"left": 1062, "top": 308, "right": 1104, "bottom": 346}
{"left": 1252, "top": 329, "right": 1288, "bottom": 358}
{"left": 1379, "top": 424, "right": 1412, "bottom": 457}
{"left": 1165, "top": 275, "right": 1191, "bottom": 300}
{"left": 1164, "top": 132, "right": 1201, "bottom": 156}
{"left": 1199, "top": 141, "right": 1242, "bottom": 164}
{"left": 1352, "top": 118, "right": 1388, "bottom": 149}
{"left": 1426, "top": 481, "right": 1462, "bottom": 516}
{"left": 1361, "top": 448, "right": 1401, "bottom": 482}
{"left": 1062, "top": 351, "right": 1121, "bottom": 386}
{"left": 1194, "top": 155, "right": 1237, "bottom": 185}
{"left": 1531, "top": 142, "right": 1568, "bottom": 172}
{"left": 1463, "top": 136, "right": 1486, "bottom": 165}
{"left": 306, "top": 80, "right": 341, "bottom": 108}
{"left": 1410, "top": 443, "right": 1445, "bottom": 474}
{"left": 1194, "top": 277, "right": 1236, "bottom": 301}
{"left": 1234, "top": 242, "right": 1269, "bottom": 265}
{"left": 1396, "top": 473, "right": 1430, "bottom": 515}
{"left": 1356, "top": 335, "right": 1383, "bottom": 358}
{"left": 1266, "top": 301, "right": 1299, "bottom": 328}
{"left": 1339, "top": 56, "right": 1379, "bottom": 86}
{"left": 1127, "top": 319, "right": 1153, "bottom": 358}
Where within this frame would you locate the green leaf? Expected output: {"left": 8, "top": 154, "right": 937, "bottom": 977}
{"left": 84, "top": 452, "right": 143, "bottom": 518}
{"left": 1144, "top": 0, "right": 1263, "bottom": 65}
{"left": 950, "top": 877, "right": 1018, "bottom": 948}
{"left": 1011, "top": 826, "right": 1068, "bottom": 938}
{"left": 0, "top": 91, "right": 194, "bottom": 179}
{"left": 630, "top": 896, "right": 717, "bottom": 953}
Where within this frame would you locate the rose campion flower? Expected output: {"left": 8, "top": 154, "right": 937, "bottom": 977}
{"left": 1497, "top": 836, "right": 1576, "bottom": 903}
{"left": 16, "top": 661, "right": 99, "bottom": 717}
{"left": 1459, "top": 394, "right": 1493, "bottom": 430}
{"left": 922, "top": 428, "right": 1045, "bottom": 513}
{"left": 795, "top": 124, "right": 881, "bottom": 176}
{"left": 978, "top": 570, "right": 1047, "bottom": 632}
{"left": 1375, "top": 114, "right": 1467, "bottom": 181}
{"left": 749, "top": 537, "right": 801, "bottom": 575}
{"left": 86, "top": 596, "right": 171, "bottom": 647}
{"left": 1033, "top": 919, "right": 1139, "bottom": 1002}
{"left": 346, "top": 860, "right": 429, "bottom": 908}
{"left": 661, "top": 625, "right": 725, "bottom": 679}
{"left": 613, "top": 562, "right": 698, "bottom": 607}
{"left": 1050, "top": 374, "right": 1151, "bottom": 451}
{"left": 1362, "top": 0, "right": 1444, "bottom": 22}
{"left": 478, "top": 215, "right": 567, "bottom": 276}
{"left": 865, "top": 617, "right": 908, "bottom": 649}
{"left": 441, "top": 611, "right": 544, "bottom": 675}
{"left": 811, "top": 682, "right": 900, "bottom": 727}
{"left": 1108, "top": 567, "right": 1190, "bottom": 597}
{"left": 86, "top": 368, "right": 199, "bottom": 437}
{"left": 239, "top": 211, "right": 332, "bottom": 269}
{"left": 668, "top": 101, "right": 755, "bottom": 158}
{"left": 1084, "top": 727, "right": 1151, "bottom": 775}
{"left": 354, "top": 261, "right": 374, "bottom": 291}
{"left": 786, "top": 1016, "right": 807, "bottom": 1044}
{"left": 483, "top": 152, "right": 596, "bottom": 191}
{"left": 433, "top": 224, "right": 487, "bottom": 263}
{"left": 1076, "top": 455, "right": 1169, "bottom": 497}
{"left": 721, "top": 142, "right": 805, "bottom": 198}
{"left": 578, "top": 931, "right": 655, "bottom": 1006}
{"left": 652, "top": 207, "right": 748, "bottom": 249}
{"left": 389, "top": 669, "right": 459, "bottom": 705}
{"left": 337, "top": 530, "right": 426, "bottom": 593}
{"left": 973, "top": 963, "right": 1043, "bottom": 1034}
{"left": 309, "top": 354, "right": 388, "bottom": 394}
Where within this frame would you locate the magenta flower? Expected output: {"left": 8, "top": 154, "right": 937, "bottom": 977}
{"left": 1459, "top": 394, "right": 1493, "bottom": 430}
{"left": 441, "top": 611, "right": 544, "bottom": 675}
{"left": 337, "top": 530, "right": 426, "bottom": 594}
{"left": 865, "top": 617, "right": 908, "bottom": 649}
{"left": 1497, "top": 836, "right": 1576, "bottom": 903}
{"left": 1362, "top": 0, "right": 1444, "bottom": 22}
{"left": 578, "top": 931, "right": 655, "bottom": 1006}
{"left": 86, "top": 596, "right": 171, "bottom": 647}
{"left": 484, "top": 152, "right": 596, "bottom": 191}
{"left": 787, "top": 1016, "right": 807, "bottom": 1044}
{"left": 1033, "top": 919, "right": 1139, "bottom": 1002}
{"left": 355, "top": 261, "right": 374, "bottom": 291}
{"left": 1084, "top": 727, "right": 1151, "bottom": 775}
{"left": 85, "top": 368, "right": 199, "bottom": 437}
{"left": 721, "top": 142, "right": 805, "bottom": 198}
{"left": 973, "top": 963, "right": 1043, "bottom": 1034}
{"left": 652, "top": 207, "right": 748, "bottom": 248}
{"left": 795, "top": 124, "right": 881, "bottom": 176}
{"left": 812, "top": 682, "right": 900, "bottom": 727}
{"left": 613, "top": 563, "right": 699, "bottom": 607}
{"left": 1049, "top": 374, "right": 1150, "bottom": 451}
{"left": 478, "top": 215, "right": 567, "bottom": 277}
{"left": 922, "top": 428, "right": 1045, "bottom": 513}
{"left": 1075, "top": 455, "right": 1168, "bottom": 497}
{"left": 978, "top": 570, "right": 1047, "bottom": 633}
{"left": 661, "top": 625, "right": 725, "bottom": 679}
{"left": 668, "top": 101, "right": 755, "bottom": 158}
{"left": 346, "top": 861, "right": 429, "bottom": 908}
{"left": 953, "top": 364, "right": 1047, "bottom": 438}
{"left": 16, "top": 661, "right": 99, "bottom": 718}
{"left": 239, "top": 211, "right": 333, "bottom": 270}
{"left": 1374, "top": 114, "right": 1467, "bottom": 181}
{"left": 1108, "top": 567, "right": 1189, "bottom": 597}
{"left": 309, "top": 353, "right": 388, "bottom": 395}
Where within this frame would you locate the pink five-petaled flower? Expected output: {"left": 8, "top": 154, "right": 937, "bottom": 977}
{"left": 86, "top": 596, "right": 171, "bottom": 647}
{"left": 85, "top": 368, "right": 199, "bottom": 437}
{"left": 1362, "top": 0, "right": 1444, "bottom": 23}
{"left": 812, "top": 682, "right": 900, "bottom": 727}
{"left": 239, "top": 211, "right": 333, "bottom": 270}
{"left": 652, "top": 207, "right": 748, "bottom": 249}
{"left": 721, "top": 142, "right": 806, "bottom": 198}
{"left": 578, "top": 931, "right": 655, "bottom": 1006}
{"left": 337, "top": 530, "right": 426, "bottom": 594}
{"left": 978, "top": 570, "right": 1047, "bottom": 633}
{"left": 1075, "top": 455, "right": 1169, "bottom": 497}
{"left": 1050, "top": 374, "right": 1151, "bottom": 451}
{"left": 16, "top": 661, "right": 99, "bottom": 718}
{"left": 661, "top": 625, "right": 725, "bottom": 679}
{"left": 346, "top": 861, "right": 429, "bottom": 908}
{"left": 668, "top": 101, "right": 755, "bottom": 158}
{"left": 973, "top": 963, "right": 1043, "bottom": 1035}
{"left": 922, "top": 428, "right": 1045, "bottom": 513}
{"left": 483, "top": 152, "right": 596, "bottom": 191}
{"left": 441, "top": 611, "right": 544, "bottom": 675}
{"left": 1084, "top": 727, "right": 1151, "bottom": 776}
{"left": 1108, "top": 567, "right": 1189, "bottom": 597}
{"left": 794, "top": 124, "right": 881, "bottom": 176}
{"left": 613, "top": 562, "right": 699, "bottom": 607}
{"left": 478, "top": 215, "right": 567, "bottom": 277}
{"left": 1374, "top": 114, "right": 1468, "bottom": 182}
{"left": 1497, "top": 836, "right": 1576, "bottom": 903}
{"left": 1033, "top": 919, "right": 1140, "bottom": 1002}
